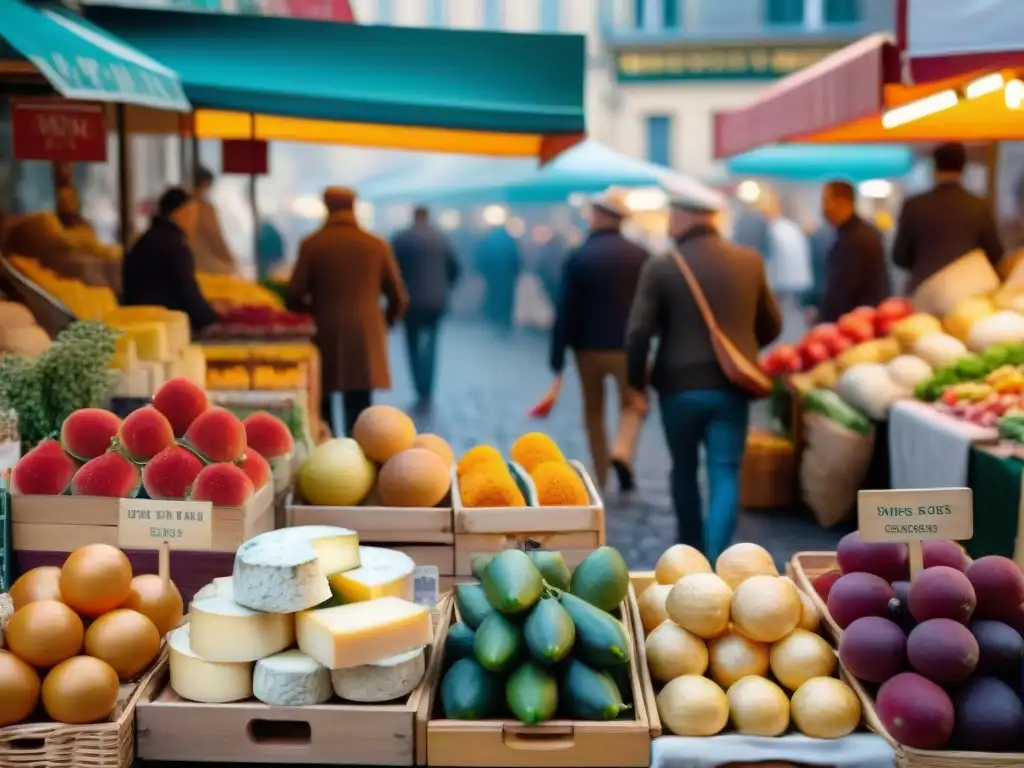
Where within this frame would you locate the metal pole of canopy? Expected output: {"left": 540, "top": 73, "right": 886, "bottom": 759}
{"left": 249, "top": 112, "right": 258, "bottom": 279}
{"left": 115, "top": 104, "right": 132, "bottom": 250}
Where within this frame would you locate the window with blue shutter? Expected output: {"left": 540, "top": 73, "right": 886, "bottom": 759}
{"left": 427, "top": 0, "right": 445, "bottom": 26}
{"left": 765, "top": 0, "right": 804, "bottom": 24}
{"left": 663, "top": 0, "right": 679, "bottom": 29}
{"left": 539, "top": 0, "right": 560, "bottom": 31}
{"left": 645, "top": 115, "right": 673, "bottom": 168}
{"left": 633, "top": 0, "right": 645, "bottom": 29}
{"left": 483, "top": 0, "right": 502, "bottom": 28}
{"left": 824, "top": 0, "right": 860, "bottom": 23}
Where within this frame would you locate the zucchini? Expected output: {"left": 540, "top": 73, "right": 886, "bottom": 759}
{"left": 473, "top": 612, "right": 523, "bottom": 673}
{"left": 481, "top": 549, "right": 543, "bottom": 615}
{"left": 558, "top": 592, "right": 631, "bottom": 667}
{"left": 523, "top": 596, "right": 575, "bottom": 664}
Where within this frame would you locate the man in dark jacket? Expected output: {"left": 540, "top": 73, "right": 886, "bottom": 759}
{"left": 817, "top": 181, "right": 891, "bottom": 322}
{"left": 122, "top": 187, "right": 219, "bottom": 335}
{"left": 391, "top": 206, "right": 460, "bottom": 411}
{"left": 893, "top": 142, "right": 1004, "bottom": 293}
{"left": 551, "top": 188, "right": 649, "bottom": 492}
{"left": 626, "top": 181, "right": 781, "bottom": 561}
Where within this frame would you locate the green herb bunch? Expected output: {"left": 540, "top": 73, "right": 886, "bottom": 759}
{"left": 0, "top": 321, "right": 118, "bottom": 450}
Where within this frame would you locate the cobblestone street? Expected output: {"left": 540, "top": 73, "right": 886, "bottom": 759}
{"left": 373, "top": 320, "right": 849, "bottom": 570}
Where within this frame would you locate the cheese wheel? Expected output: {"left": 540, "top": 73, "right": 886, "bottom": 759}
{"left": 253, "top": 650, "right": 332, "bottom": 706}
{"left": 233, "top": 526, "right": 360, "bottom": 612}
{"left": 328, "top": 547, "right": 415, "bottom": 604}
{"left": 331, "top": 647, "right": 426, "bottom": 702}
{"left": 192, "top": 576, "right": 234, "bottom": 605}
{"left": 189, "top": 596, "right": 295, "bottom": 662}
{"left": 169, "top": 626, "right": 252, "bottom": 703}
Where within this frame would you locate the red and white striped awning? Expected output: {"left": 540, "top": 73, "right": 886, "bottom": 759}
{"left": 902, "top": 0, "right": 1024, "bottom": 83}
{"left": 713, "top": 34, "right": 900, "bottom": 159}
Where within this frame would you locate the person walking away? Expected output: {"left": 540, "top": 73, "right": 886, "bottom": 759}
{"left": 475, "top": 224, "right": 521, "bottom": 335}
{"left": 893, "top": 142, "right": 1004, "bottom": 293}
{"left": 191, "top": 166, "right": 238, "bottom": 276}
{"left": 391, "top": 206, "right": 460, "bottom": 412}
{"left": 122, "top": 187, "right": 220, "bottom": 336}
{"left": 801, "top": 222, "right": 834, "bottom": 325}
{"left": 256, "top": 218, "right": 286, "bottom": 282}
{"left": 550, "top": 188, "right": 649, "bottom": 492}
{"left": 625, "top": 181, "right": 782, "bottom": 561}
{"left": 817, "top": 181, "right": 891, "bottom": 322}
{"left": 537, "top": 229, "right": 569, "bottom": 308}
{"left": 288, "top": 187, "right": 408, "bottom": 437}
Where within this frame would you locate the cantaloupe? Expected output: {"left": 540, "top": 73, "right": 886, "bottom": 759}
{"left": 790, "top": 677, "right": 862, "bottom": 739}
{"left": 666, "top": 573, "right": 732, "bottom": 639}
{"left": 769, "top": 629, "right": 837, "bottom": 691}
{"left": 730, "top": 576, "right": 802, "bottom": 643}
{"left": 657, "top": 675, "right": 728, "bottom": 737}
{"left": 644, "top": 621, "right": 708, "bottom": 683}
{"left": 708, "top": 630, "right": 770, "bottom": 689}
{"left": 716, "top": 543, "right": 778, "bottom": 590}
{"left": 637, "top": 585, "right": 672, "bottom": 633}
{"left": 352, "top": 405, "right": 416, "bottom": 463}
{"left": 655, "top": 544, "right": 712, "bottom": 585}
{"left": 727, "top": 676, "right": 790, "bottom": 736}
{"left": 412, "top": 434, "right": 455, "bottom": 467}
{"left": 378, "top": 448, "right": 451, "bottom": 507}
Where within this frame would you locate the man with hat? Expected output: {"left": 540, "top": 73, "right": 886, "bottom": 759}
{"left": 122, "top": 186, "right": 220, "bottom": 335}
{"left": 550, "top": 187, "right": 650, "bottom": 492}
{"left": 288, "top": 187, "right": 409, "bottom": 437}
{"left": 626, "top": 178, "right": 781, "bottom": 560}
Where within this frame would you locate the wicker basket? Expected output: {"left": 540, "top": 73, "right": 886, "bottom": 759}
{"left": 740, "top": 432, "right": 795, "bottom": 509}
{"left": 0, "top": 647, "right": 167, "bottom": 767}
{"left": 791, "top": 551, "right": 1024, "bottom": 768}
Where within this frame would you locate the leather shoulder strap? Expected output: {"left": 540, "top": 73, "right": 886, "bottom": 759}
{"left": 670, "top": 250, "right": 721, "bottom": 333}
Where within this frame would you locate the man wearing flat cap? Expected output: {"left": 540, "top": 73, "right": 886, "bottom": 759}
{"left": 626, "top": 178, "right": 781, "bottom": 561}
{"left": 288, "top": 187, "right": 409, "bottom": 437}
{"left": 122, "top": 186, "right": 220, "bottom": 335}
{"left": 550, "top": 187, "right": 650, "bottom": 492}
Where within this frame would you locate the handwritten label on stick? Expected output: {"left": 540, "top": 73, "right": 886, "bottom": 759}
{"left": 118, "top": 498, "right": 214, "bottom": 551}
{"left": 857, "top": 488, "right": 973, "bottom": 543}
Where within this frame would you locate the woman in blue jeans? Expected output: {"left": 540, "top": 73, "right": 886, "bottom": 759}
{"left": 625, "top": 182, "right": 782, "bottom": 562}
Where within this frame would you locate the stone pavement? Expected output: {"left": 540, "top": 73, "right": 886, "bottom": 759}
{"left": 374, "top": 320, "right": 850, "bottom": 570}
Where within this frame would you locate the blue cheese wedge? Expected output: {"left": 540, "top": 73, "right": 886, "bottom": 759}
{"left": 330, "top": 647, "right": 426, "bottom": 702}
{"left": 233, "top": 526, "right": 360, "bottom": 612}
{"left": 253, "top": 650, "right": 333, "bottom": 706}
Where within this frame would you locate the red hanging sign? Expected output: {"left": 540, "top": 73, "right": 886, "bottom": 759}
{"left": 11, "top": 99, "right": 107, "bottom": 163}
{"left": 221, "top": 139, "right": 269, "bottom": 175}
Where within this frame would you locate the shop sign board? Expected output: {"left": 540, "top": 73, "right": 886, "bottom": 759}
{"left": 11, "top": 98, "right": 107, "bottom": 162}
{"left": 615, "top": 45, "right": 837, "bottom": 82}
{"left": 118, "top": 497, "right": 214, "bottom": 551}
{"left": 222, "top": 139, "right": 269, "bottom": 175}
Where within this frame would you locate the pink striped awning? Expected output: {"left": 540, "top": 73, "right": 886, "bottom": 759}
{"left": 713, "top": 34, "right": 900, "bottom": 159}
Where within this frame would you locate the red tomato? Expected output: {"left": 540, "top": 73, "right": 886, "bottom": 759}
{"left": 806, "top": 323, "right": 841, "bottom": 345}
{"left": 800, "top": 340, "right": 831, "bottom": 369}
{"left": 827, "top": 334, "right": 853, "bottom": 356}
{"left": 838, "top": 314, "right": 876, "bottom": 343}
{"left": 876, "top": 297, "right": 914, "bottom": 322}
{"left": 851, "top": 305, "right": 877, "bottom": 321}
{"left": 875, "top": 315, "right": 899, "bottom": 337}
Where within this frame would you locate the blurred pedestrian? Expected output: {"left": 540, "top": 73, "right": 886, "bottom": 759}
{"left": 475, "top": 223, "right": 521, "bottom": 335}
{"left": 894, "top": 142, "right": 1004, "bottom": 293}
{"left": 191, "top": 166, "right": 238, "bottom": 275}
{"left": 256, "top": 218, "right": 286, "bottom": 282}
{"left": 550, "top": 188, "right": 649, "bottom": 492}
{"left": 626, "top": 180, "right": 781, "bottom": 561}
{"left": 288, "top": 187, "right": 408, "bottom": 437}
{"left": 537, "top": 228, "right": 569, "bottom": 308}
{"left": 391, "top": 206, "right": 461, "bottom": 412}
{"left": 55, "top": 186, "right": 95, "bottom": 237}
{"left": 817, "top": 181, "right": 891, "bottom": 322}
{"left": 802, "top": 222, "right": 834, "bottom": 325}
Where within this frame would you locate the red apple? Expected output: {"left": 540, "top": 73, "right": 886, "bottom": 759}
{"left": 806, "top": 323, "right": 841, "bottom": 346}
{"left": 762, "top": 344, "right": 800, "bottom": 376}
{"left": 800, "top": 340, "right": 831, "bottom": 369}
{"left": 876, "top": 297, "right": 914, "bottom": 322}
{"left": 826, "top": 334, "right": 853, "bottom": 356}
{"left": 851, "top": 305, "right": 877, "bottom": 320}
{"left": 875, "top": 315, "right": 899, "bottom": 337}
{"left": 838, "top": 314, "right": 875, "bottom": 343}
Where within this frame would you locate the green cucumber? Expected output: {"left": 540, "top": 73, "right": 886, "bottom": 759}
{"left": 558, "top": 592, "right": 631, "bottom": 667}
{"left": 444, "top": 623, "right": 476, "bottom": 663}
{"left": 506, "top": 662, "right": 558, "bottom": 725}
{"left": 570, "top": 546, "right": 630, "bottom": 612}
{"left": 523, "top": 596, "right": 575, "bottom": 664}
{"left": 454, "top": 584, "right": 495, "bottom": 629}
{"left": 527, "top": 550, "right": 572, "bottom": 591}
{"left": 560, "top": 658, "right": 630, "bottom": 721}
{"left": 440, "top": 658, "right": 501, "bottom": 719}
{"left": 470, "top": 555, "right": 493, "bottom": 580}
{"left": 481, "top": 549, "right": 543, "bottom": 615}
{"left": 473, "top": 612, "right": 523, "bottom": 672}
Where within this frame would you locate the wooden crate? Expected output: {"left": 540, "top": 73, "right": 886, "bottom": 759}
{"left": 0, "top": 647, "right": 167, "bottom": 768}
{"left": 455, "top": 532, "right": 598, "bottom": 576}
{"left": 416, "top": 589, "right": 651, "bottom": 767}
{"left": 136, "top": 600, "right": 449, "bottom": 765}
{"left": 789, "top": 551, "right": 842, "bottom": 642}
{"left": 10, "top": 484, "right": 274, "bottom": 554}
{"left": 285, "top": 490, "right": 454, "bottom": 545}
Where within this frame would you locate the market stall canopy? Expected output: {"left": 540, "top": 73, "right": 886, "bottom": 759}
{"left": 82, "top": 5, "right": 585, "bottom": 159}
{"left": 363, "top": 140, "right": 696, "bottom": 204}
{"left": 0, "top": 0, "right": 189, "bottom": 111}
{"left": 726, "top": 144, "right": 915, "bottom": 182}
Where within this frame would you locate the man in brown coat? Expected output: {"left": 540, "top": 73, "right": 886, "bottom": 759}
{"left": 288, "top": 188, "right": 409, "bottom": 436}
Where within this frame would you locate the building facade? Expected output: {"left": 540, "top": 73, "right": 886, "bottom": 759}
{"left": 350, "top": 0, "right": 895, "bottom": 178}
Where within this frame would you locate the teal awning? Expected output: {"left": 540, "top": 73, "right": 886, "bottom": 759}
{"left": 1, "top": 0, "right": 189, "bottom": 111}
{"left": 82, "top": 5, "right": 586, "bottom": 135}
{"left": 726, "top": 144, "right": 915, "bottom": 182}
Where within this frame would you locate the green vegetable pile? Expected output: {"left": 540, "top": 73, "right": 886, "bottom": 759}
{"left": 441, "top": 546, "right": 634, "bottom": 725}
{"left": 802, "top": 389, "right": 872, "bottom": 434}
{"left": 0, "top": 321, "right": 118, "bottom": 450}
{"left": 914, "top": 344, "right": 1024, "bottom": 402}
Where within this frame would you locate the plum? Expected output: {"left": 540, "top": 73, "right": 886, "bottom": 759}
{"left": 827, "top": 572, "right": 894, "bottom": 629}
{"left": 907, "top": 566, "right": 976, "bottom": 624}
{"left": 838, "top": 616, "right": 907, "bottom": 684}
{"left": 953, "top": 677, "right": 1024, "bottom": 751}
{"left": 836, "top": 532, "right": 909, "bottom": 582}
{"left": 876, "top": 672, "right": 954, "bottom": 750}
{"left": 907, "top": 618, "right": 979, "bottom": 684}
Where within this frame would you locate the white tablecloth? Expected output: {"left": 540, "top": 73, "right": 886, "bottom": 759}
{"left": 651, "top": 733, "right": 895, "bottom": 768}
{"left": 888, "top": 399, "right": 997, "bottom": 490}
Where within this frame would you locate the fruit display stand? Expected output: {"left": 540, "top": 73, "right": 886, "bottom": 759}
{"left": 0, "top": 646, "right": 168, "bottom": 768}
{"left": 11, "top": 484, "right": 274, "bottom": 605}
{"left": 417, "top": 588, "right": 652, "bottom": 767}
{"left": 452, "top": 461, "right": 605, "bottom": 581}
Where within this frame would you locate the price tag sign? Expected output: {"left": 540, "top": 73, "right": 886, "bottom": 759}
{"left": 413, "top": 566, "right": 439, "bottom": 607}
{"left": 118, "top": 498, "right": 214, "bottom": 551}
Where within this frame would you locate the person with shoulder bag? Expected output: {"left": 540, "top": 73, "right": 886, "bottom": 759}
{"left": 625, "top": 180, "right": 782, "bottom": 561}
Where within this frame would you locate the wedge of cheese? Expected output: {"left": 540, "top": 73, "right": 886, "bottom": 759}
{"left": 296, "top": 597, "right": 433, "bottom": 670}
{"left": 329, "top": 547, "right": 415, "bottom": 604}
{"left": 253, "top": 650, "right": 332, "bottom": 706}
{"left": 189, "top": 596, "right": 294, "bottom": 662}
{"left": 168, "top": 625, "right": 253, "bottom": 703}
{"left": 112, "top": 321, "right": 171, "bottom": 362}
{"left": 233, "top": 526, "right": 361, "bottom": 613}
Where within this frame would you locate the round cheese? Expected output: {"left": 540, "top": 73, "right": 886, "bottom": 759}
{"left": 253, "top": 650, "right": 332, "bottom": 706}
{"left": 328, "top": 547, "right": 415, "bottom": 604}
{"left": 331, "top": 647, "right": 426, "bottom": 702}
{"left": 191, "top": 577, "right": 234, "bottom": 608}
{"left": 232, "top": 526, "right": 360, "bottom": 613}
{"left": 169, "top": 626, "right": 253, "bottom": 703}
{"left": 189, "top": 596, "right": 295, "bottom": 662}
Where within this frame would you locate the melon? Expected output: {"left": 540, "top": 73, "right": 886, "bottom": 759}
{"left": 788, "top": 580, "right": 820, "bottom": 632}
{"left": 839, "top": 616, "right": 907, "bottom": 684}
{"left": 352, "top": 405, "right": 416, "bottom": 463}
{"left": 665, "top": 573, "right": 732, "bottom": 639}
{"left": 412, "top": 434, "right": 455, "bottom": 466}
{"left": 730, "top": 576, "right": 801, "bottom": 643}
{"left": 790, "top": 677, "right": 861, "bottom": 739}
{"left": 654, "top": 544, "right": 711, "bottom": 585}
{"left": 907, "top": 618, "right": 979, "bottom": 683}
{"left": 656, "top": 675, "right": 728, "bottom": 737}
{"left": 907, "top": 566, "right": 976, "bottom": 624}
{"left": 0, "top": 651, "right": 41, "bottom": 726}
{"left": 836, "top": 532, "right": 908, "bottom": 582}
{"left": 715, "top": 543, "right": 777, "bottom": 589}
{"left": 876, "top": 672, "right": 954, "bottom": 749}
{"left": 727, "top": 676, "right": 790, "bottom": 737}
{"left": 298, "top": 438, "right": 376, "bottom": 507}
{"left": 826, "top": 572, "right": 894, "bottom": 629}
{"left": 637, "top": 585, "right": 672, "bottom": 634}
{"left": 769, "top": 629, "right": 837, "bottom": 691}
{"left": 378, "top": 448, "right": 451, "bottom": 508}
{"left": 644, "top": 621, "right": 708, "bottom": 683}
{"left": 707, "top": 630, "right": 770, "bottom": 689}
